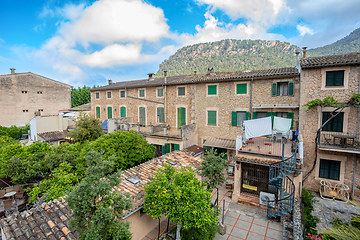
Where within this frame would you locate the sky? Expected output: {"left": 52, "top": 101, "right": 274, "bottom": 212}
{"left": 0, "top": 0, "right": 360, "bottom": 87}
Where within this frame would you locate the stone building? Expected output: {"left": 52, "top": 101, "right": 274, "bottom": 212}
{"left": 0, "top": 69, "right": 71, "bottom": 127}
{"left": 299, "top": 52, "right": 360, "bottom": 200}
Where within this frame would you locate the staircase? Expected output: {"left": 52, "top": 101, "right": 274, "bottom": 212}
{"left": 267, "top": 143, "right": 298, "bottom": 219}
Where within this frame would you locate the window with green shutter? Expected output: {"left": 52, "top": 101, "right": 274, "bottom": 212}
{"left": 236, "top": 83, "right": 247, "bottom": 94}
{"left": 120, "top": 107, "right": 126, "bottom": 118}
{"left": 177, "top": 107, "right": 186, "bottom": 128}
{"left": 173, "top": 144, "right": 180, "bottom": 151}
{"left": 288, "top": 82, "right": 294, "bottom": 96}
{"left": 96, "top": 107, "right": 100, "bottom": 118}
{"left": 157, "top": 88, "right": 164, "bottom": 97}
{"left": 157, "top": 107, "right": 164, "bottom": 123}
{"left": 319, "top": 159, "right": 340, "bottom": 180}
{"left": 162, "top": 143, "right": 171, "bottom": 155}
{"left": 326, "top": 70, "right": 344, "bottom": 87}
{"left": 107, "top": 106, "right": 112, "bottom": 119}
{"left": 287, "top": 112, "right": 294, "bottom": 129}
{"left": 271, "top": 82, "right": 278, "bottom": 96}
{"left": 139, "top": 107, "right": 146, "bottom": 126}
{"left": 139, "top": 89, "right": 145, "bottom": 97}
{"left": 178, "top": 87, "right": 185, "bottom": 96}
{"left": 208, "top": 85, "right": 217, "bottom": 95}
{"left": 322, "top": 112, "right": 344, "bottom": 132}
{"left": 231, "top": 111, "right": 249, "bottom": 126}
{"left": 253, "top": 112, "right": 267, "bottom": 119}
{"left": 208, "top": 110, "right": 217, "bottom": 125}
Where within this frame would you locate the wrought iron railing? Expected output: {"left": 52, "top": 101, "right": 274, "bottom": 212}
{"left": 318, "top": 132, "right": 359, "bottom": 150}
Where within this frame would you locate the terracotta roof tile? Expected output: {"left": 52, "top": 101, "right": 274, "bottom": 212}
{"left": 38, "top": 131, "right": 67, "bottom": 142}
{"left": 234, "top": 154, "right": 280, "bottom": 165}
{"left": 301, "top": 52, "right": 360, "bottom": 68}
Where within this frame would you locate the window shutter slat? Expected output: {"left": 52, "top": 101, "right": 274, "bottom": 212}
{"left": 208, "top": 85, "right": 217, "bottom": 95}
{"left": 236, "top": 83, "right": 247, "bottom": 94}
{"left": 287, "top": 112, "right": 294, "bottom": 129}
{"left": 232, "top": 111, "right": 237, "bottom": 126}
{"left": 208, "top": 111, "right": 217, "bottom": 125}
{"left": 271, "top": 82, "right": 277, "bottom": 96}
{"left": 288, "top": 82, "right": 294, "bottom": 96}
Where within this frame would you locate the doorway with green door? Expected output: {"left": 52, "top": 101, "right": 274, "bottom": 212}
{"left": 177, "top": 107, "right": 186, "bottom": 129}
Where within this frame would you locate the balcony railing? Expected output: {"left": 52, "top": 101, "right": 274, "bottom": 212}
{"left": 318, "top": 132, "right": 360, "bottom": 151}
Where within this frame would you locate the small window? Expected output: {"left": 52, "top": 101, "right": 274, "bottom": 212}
{"left": 120, "top": 90, "right": 126, "bottom": 98}
{"left": 236, "top": 83, "right": 247, "bottom": 94}
{"left": 95, "top": 92, "right": 100, "bottom": 99}
{"left": 326, "top": 70, "right": 344, "bottom": 87}
{"left": 271, "top": 82, "right": 294, "bottom": 96}
{"left": 107, "top": 92, "right": 112, "bottom": 99}
{"left": 139, "top": 89, "right": 145, "bottom": 98}
{"left": 276, "top": 112, "right": 288, "bottom": 118}
{"left": 178, "top": 87, "right": 185, "bottom": 96}
{"left": 37, "top": 91, "right": 42, "bottom": 94}
{"left": 207, "top": 85, "right": 217, "bottom": 95}
{"left": 22, "top": 91, "right": 28, "bottom": 94}
{"left": 157, "top": 88, "right": 164, "bottom": 97}
{"left": 207, "top": 110, "right": 217, "bottom": 125}
{"left": 322, "top": 112, "right": 344, "bottom": 132}
{"left": 232, "top": 111, "right": 249, "bottom": 126}
{"left": 38, "top": 109, "right": 43, "bottom": 112}
{"left": 157, "top": 107, "right": 164, "bottom": 123}
{"left": 319, "top": 159, "right": 340, "bottom": 180}
{"left": 22, "top": 109, "right": 28, "bottom": 113}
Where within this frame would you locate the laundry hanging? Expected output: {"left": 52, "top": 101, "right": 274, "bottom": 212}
{"left": 273, "top": 116, "right": 292, "bottom": 133}
{"left": 236, "top": 135, "right": 242, "bottom": 151}
{"left": 243, "top": 117, "right": 272, "bottom": 139}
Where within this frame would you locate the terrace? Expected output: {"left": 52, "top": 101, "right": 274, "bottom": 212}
{"left": 318, "top": 132, "right": 360, "bottom": 154}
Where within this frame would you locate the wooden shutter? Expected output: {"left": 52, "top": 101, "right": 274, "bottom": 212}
{"left": 208, "top": 85, "right": 217, "bottom": 95}
{"left": 287, "top": 112, "right": 294, "bottom": 129}
{"left": 246, "top": 112, "right": 250, "bottom": 120}
{"left": 178, "top": 107, "right": 186, "bottom": 128}
{"left": 232, "top": 111, "right": 237, "bottom": 126}
{"left": 157, "top": 107, "right": 164, "bottom": 123}
{"left": 107, "top": 107, "right": 112, "bottom": 119}
{"left": 120, "top": 107, "right": 126, "bottom": 118}
{"left": 96, "top": 107, "right": 100, "bottom": 118}
{"left": 208, "top": 111, "right": 217, "bottom": 125}
{"left": 252, "top": 112, "right": 257, "bottom": 119}
{"left": 173, "top": 144, "right": 180, "bottom": 151}
{"left": 237, "top": 83, "right": 247, "bottom": 94}
{"left": 271, "top": 82, "right": 278, "bottom": 96}
{"left": 335, "top": 70, "right": 344, "bottom": 86}
{"left": 139, "top": 107, "right": 146, "bottom": 126}
{"left": 164, "top": 143, "right": 171, "bottom": 154}
{"left": 288, "top": 82, "right": 294, "bottom": 96}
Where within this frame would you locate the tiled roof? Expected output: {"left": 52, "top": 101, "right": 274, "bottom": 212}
{"left": 301, "top": 52, "right": 360, "bottom": 68}
{"left": 234, "top": 154, "right": 280, "bottom": 165}
{"left": 38, "top": 131, "right": 67, "bottom": 142}
{"left": 0, "top": 197, "right": 78, "bottom": 240}
{"left": 115, "top": 151, "right": 203, "bottom": 218}
{"left": 91, "top": 67, "right": 299, "bottom": 91}
{"left": 203, "top": 137, "right": 236, "bottom": 150}
{"left": 183, "top": 145, "right": 205, "bottom": 156}
{"left": 69, "top": 102, "right": 91, "bottom": 111}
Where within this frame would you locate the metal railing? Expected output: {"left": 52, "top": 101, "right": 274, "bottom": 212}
{"left": 318, "top": 132, "right": 360, "bottom": 150}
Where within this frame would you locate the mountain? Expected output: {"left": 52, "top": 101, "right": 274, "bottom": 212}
{"left": 156, "top": 28, "right": 360, "bottom": 77}
{"left": 308, "top": 28, "right": 360, "bottom": 57}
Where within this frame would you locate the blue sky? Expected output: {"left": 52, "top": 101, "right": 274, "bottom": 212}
{"left": 1, "top": 0, "right": 360, "bottom": 87}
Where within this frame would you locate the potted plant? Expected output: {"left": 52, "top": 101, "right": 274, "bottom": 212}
{"left": 149, "top": 122, "right": 154, "bottom": 133}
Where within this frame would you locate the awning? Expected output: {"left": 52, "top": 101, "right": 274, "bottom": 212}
{"left": 203, "top": 137, "right": 236, "bottom": 150}
{"left": 100, "top": 119, "right": 108, "bottom": 130}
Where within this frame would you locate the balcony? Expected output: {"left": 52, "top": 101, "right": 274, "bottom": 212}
{"left": 128, "top": 124, "right": 181, "bottom": 139}
{"left": 318, "top": 132, "right": 360, "bottom": 154}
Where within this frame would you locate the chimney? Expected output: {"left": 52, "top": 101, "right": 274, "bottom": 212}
{"left": 207, "top": 67, "right": 214, "bottom": 75}
{"left": 108, "top": 79, "right": 112, "bottom": 85}
{"left": 194, "top": 70, "right": 197, "bottom": 75}
{"left": 295, "top": 49, "right": 301, "bottom": 71}
{"left": 148, "top": 73, "right": 155, "bottom": 80}
{"left": 302, "top": 47, "right": 307, "bottom": 59}
{"left": 10, "top": 68, "right": 15, "bottom": 74}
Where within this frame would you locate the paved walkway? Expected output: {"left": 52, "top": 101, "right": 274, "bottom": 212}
{"left": 143, "top": 175, "right": 283, "bottom": 240}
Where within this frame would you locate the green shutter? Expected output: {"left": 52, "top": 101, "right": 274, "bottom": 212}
{"left": 173, "top": 144, "right": 180, "bottom": 151}
{"left": 161, "top": 145, "right": 166, "bottom": 155}
{"left": 326, "top": 70, "right": 344, "bottom": 87}
{"left": 139, "top": 89, "right": 145, "bottom": 97}
{"left": 208, "top": 111, "right": 217, "bottom": 125}
{"left": 246, "top": 112, "right": 250, "bottom": 120}
{"left": 271, "top": 82, "right": 278, "bottom": 96}
{"left": 96, "top": 107, "right": 100, "bottom": 118}
{"left": 107, "top": 107, "right": 112, "bottom": 119}
{"left": 287, "top": 112, "right": 294, "bottom": 129}
{"left": 252, "top": 112, "right": 257, "bottom": 119}
{"left": 164, "top": 143, "right": 171, "bottom": 154}
{"left": 208, "top": 85, "right": 217, "bottom": 95}
{"left": 288, "top": 82, "right": 294, "bottom": 96}
{"left": 236, "top": 83, "right": 247, "bottom": 94}
{"left": 157, "top": 88, "right": 163, "bottom": 97}
{"left": 267, "top": 112, "right": 275, "bottom": 126}
{"left": 139, "top": 107, "right": 146, "bottom": 126}
{"left": 232, "top": 111, "right": 237, "bottom": 126}
{"left": 157, "top": 107, "right": 164, "bottom": 123}
{"left": 178, "top": 107, "right": 186, "bottom": 128}
{"left": 120, "top": 107, "right": 126, "bottom": 118}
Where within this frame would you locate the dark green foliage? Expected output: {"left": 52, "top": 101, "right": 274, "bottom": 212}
{"left": 71, "top": 86, "right": 91, "bottom": 108}
{"left": 0, "top": 125, "right": 29, "bottom": 140}
{"left": 67, "top": 112, "right": 103, "bottom": 143}
{"left": 181, "top": 222, "right": 218, "bottom": 240}
{"left": 302, "top": 188, "right": 319, "bottom": 236}
{"left": 82, "top": 130, "right": 155, "bottom": 170}
{"left": 66, "top": 151, "right": 132, "bottom": 240}
{"left": 199, "top": 148, "right": 226, "bottom": 190}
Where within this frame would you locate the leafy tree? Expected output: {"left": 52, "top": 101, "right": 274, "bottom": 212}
{"left": 144, "top": 164, "right": 219, "bottom": 240}
{"left": 0, "top": 125, "right": 29, "bottom": 139}
{"left": 71, "top": 86, "right": 91, "bottom": 108}
{"left": 67, "top": 151, "right": 132, "bottom": 240}
{"left": 67, "top": 112, "right": 103, "bottom": 144}
{"left": 82, "top": 130, "right": 155, "bottom": 170}
{"left": 198, "top": 148, "right": 227, "bottom": 205}
{"left": 26, "top": 162, "right": 79, "bottom": 203}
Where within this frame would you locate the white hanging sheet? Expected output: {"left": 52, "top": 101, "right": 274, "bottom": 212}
{"left": 243, "top": 117, "right": 272, "bottom": 139}
{"left": 273, "top": 116, "right": 292, "bottom": 133}
{"left": 236, "top": 135, "right": 242, "bottom": 151}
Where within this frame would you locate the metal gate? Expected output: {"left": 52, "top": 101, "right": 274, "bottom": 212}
{"left": 241, "top": 163, "right": 269, "bottom": 195}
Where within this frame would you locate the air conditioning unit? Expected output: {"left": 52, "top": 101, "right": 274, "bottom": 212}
{"left": 260, "top": 192, "right": 275, "bottom": 207}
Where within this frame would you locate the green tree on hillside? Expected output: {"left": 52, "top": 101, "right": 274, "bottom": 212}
{"left": 71, "top": 86, "right": 91, "bottom": 108}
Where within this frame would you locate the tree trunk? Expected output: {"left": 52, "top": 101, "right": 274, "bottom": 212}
{"left": 176, "top": 224, "right": 182, "bottom": 240}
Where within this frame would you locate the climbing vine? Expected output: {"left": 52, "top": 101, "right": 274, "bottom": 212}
{"left": 303, "top": 92, "right": 360, "bottom": 112}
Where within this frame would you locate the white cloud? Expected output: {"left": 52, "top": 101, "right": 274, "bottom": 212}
{"left": 83, "top": 44, "right": 142, "bottom": 67}
{"left": 297, "top": 25, "right": 314, "bottom": 36}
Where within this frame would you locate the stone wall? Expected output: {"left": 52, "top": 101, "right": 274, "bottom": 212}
{"left": 0, "top": 72, "right": 71, "bottom": 127}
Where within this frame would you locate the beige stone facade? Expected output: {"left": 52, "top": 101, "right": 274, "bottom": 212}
{"left": 299, "top": 54, "right": 360, "bottom": 199}
{"left": 0, "top": 71, "right": 71, "bottom": 127}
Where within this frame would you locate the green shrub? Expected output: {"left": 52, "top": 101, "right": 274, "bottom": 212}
{"left": 302, "top": 188, "right": 319, "bottom": 236}
{"left": 181, "top": 223, "right": 219, "bottom": 240}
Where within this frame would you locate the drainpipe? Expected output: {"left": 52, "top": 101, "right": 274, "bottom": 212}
{"left": 194, "top": 84, "right": 197, "bottom": 123}
{"left": 250, "top": 78, "right": 253, "bottom": 119}
{"left": 164, "top": 71, "right": 167, "bottom": 124}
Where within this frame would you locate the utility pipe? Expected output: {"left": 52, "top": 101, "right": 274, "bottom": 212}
{"left": 164, "top": 71, "right": 167, "bottom": 124}
{"left": 250, "top": 78, "right": 253, "bottom": 119}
